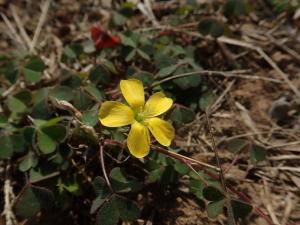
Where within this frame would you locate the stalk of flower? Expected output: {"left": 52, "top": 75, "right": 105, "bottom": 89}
{"left": 99, "top": 79, "right": 175, "bottom": 158}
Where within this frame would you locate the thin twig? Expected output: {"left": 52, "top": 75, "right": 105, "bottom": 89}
{"left": 152, "top": 26, "right": 300, "bottom": 99}
{"left": 266, "top": 140, "right": 300, "bottom": 149}
{"left": 210, "top": 80, "right": 235, "bottom": 113}
{"left": 104, "top": 138, "right": 275, "bottom": 224}
{"left": 229, "top": 186, "right": 275, "bottom": 225}
{"left": 268, "top": 35, "right": 300, "bottom": 63}
{"left": 0, "top": 13, "right": 26, "bottom": 49}
{"left": 223, "top": 153, "right": 240, "bottom": 174}
{"left": 151, "top": 145, "right": 220, "bottom": 171}
{"left": 103, "top": 139, "right": 219, "bottom": 171}
{"left": 1, "top": 81, "right": 20, "bottom": 98}
{"left": 218, "top": 36, "right": 300, "bottom": 100}
{"left": 151, "top": 70, "right": 281, "bottom": 87}
{"left": 2, "top": 162, "right": 17, "bottom": 225}
{"left": 10, "top": 5, "right": 32, "bottom": 50}
{"left": 262, "top": 178, "right": 280, "bottom": 225}
{"left": 205, "top": 112, "right": 227, "bottom": 193}
{"left": 30, "top": 0, "right": 51, "bottom": 53}
{"left": 185, "top": 163, "right": 210, "bottom": 186}
{"left": 137, "top": 0, "right": 159, "bottom": 27}
{"left": 99, "top": 144, "right": 114, "bottom": 193}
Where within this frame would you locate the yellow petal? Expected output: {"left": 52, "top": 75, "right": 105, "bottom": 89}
{"left": 127, "top": 122, "right": 150, "bottom": 158}
{"left": 99, "top": 101, "right": 134, "bottom": 127}
{"left": 120, "top": 79, "right": 145, "bottom": 109}
{"left": 146, "top": 117, "right": 174, "bottom": 146}
{"left": 143, "top": 92, "right": 173, "bottom": 117}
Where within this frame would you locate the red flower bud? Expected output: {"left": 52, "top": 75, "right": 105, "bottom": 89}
{"left": 90, "top": 24, "right": 121, "bottom": 52}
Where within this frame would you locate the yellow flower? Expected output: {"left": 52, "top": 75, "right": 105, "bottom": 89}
{"left": 99, "top": 79, "right": 175, "bottom": 158}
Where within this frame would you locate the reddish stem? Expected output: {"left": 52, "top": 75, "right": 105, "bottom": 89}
{"left": 103, "top": 138, "right": 279, "bottom": 225}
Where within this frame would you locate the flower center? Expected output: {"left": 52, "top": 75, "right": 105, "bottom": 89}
{"left": 134, "top": 107, "right": 145, "bottom": 123}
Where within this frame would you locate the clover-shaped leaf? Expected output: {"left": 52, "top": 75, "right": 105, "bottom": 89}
{"left": 15, "top": 185, "right": 54, "bottom": 218}
{"left": 23, "top": 57, "right": 46, "bottom": 83}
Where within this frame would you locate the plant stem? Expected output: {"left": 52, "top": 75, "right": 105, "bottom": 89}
{"left": 205, "top": 112, "right": 227, "bottom": 193}
{"left": 99, "top": 144, "right": 114, "bottom": 193}
{"left": 151, "top": 145, "right": 219, "bottom": 171}
{"left": 103, "top": 138, "right": 277, "bottom": 224}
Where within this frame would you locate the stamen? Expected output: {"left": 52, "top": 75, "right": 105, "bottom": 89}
{"left": 134, "top": 106, "right": 145, "bottom": 122}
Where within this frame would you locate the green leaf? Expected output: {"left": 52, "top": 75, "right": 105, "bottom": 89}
{"left": 15, "top": 185, "right": 54, "bottom": 218}
{"left": 199, "top": 91, "right": 216, "bottom": 111}
{"left": 130, "top": 71, "right": 154, "bottom": 86}
{"left": 227, "top": 139, "right": 248, "bottom": 154}
{"left": 41, "top": 124, "right": 67, "bottom": 142}
{"left": 82, "top": 107, "right": 99, "bottom": 127}
{"left": 7, "top": 96, "right": 27, "bottom": 114}
{"left": 116, "top": 196, "right": 140, "bottom": 221}
{"left": 93, "top": 177, "right": 111, "bottom": 198}
{"left": 19, "top": 151, "right": 38, "bottom": 172}
{"left": 111, "top": 129, "right": 125, "bottom": 143}
{"left": 154, "top": 53, "right": 174, "bottom": 69}
{"left": 11, "top": 134, "right": 26, "bottom": 153}
{"left": 173, "top": 160, "right": 190, "bottom": 175}
{"left": 0, "top": 114, "right": 8, "bottom": 128}
{"left": 189, "top": 179, "right": 205, "bottom": 199}
{"left": 29, "top": 168, "right": 44, "bottom": 183}
{"left": 14, "top": 90, "right": 32, "bottom": 105}
{"left": 101, "top": 60, "right": 118, "bottom": 74}
{"left": 270, "top": 0, "right": 290, "bottom": 12}
{"left": 170, "top": 107, "right": 195, "bottom": 124}
{"left": 156, "top": 65, "right": 178, "bottom": 78}
{"left": 110, "top": 167, "right": 128, "bottom": 183}
{"left": 89, "top": 65, "right": 111, "bottom": 84}
{"left": 0, "top": 134, "right": 26, "bottom": 158}
{"left": 224, "top": 0, "right": 248, "bottom": 16}
{"left": 90, "top": 195, "right": 106, "bottom": 214}
{"left": 173, "top": 69, "right": 201, "bottom": 90}
{"left": 207, "top": 199, "right": 225, "bottom": 218}
{"left": 23, "top": 126, "right": 36, "bottom": 144}
{"left": 110, "top": 167, "right": 141, "bottom": 192}
{"left": 125, "top": 49, "right": 136, "bottom": 62}
{"left": 38, "top": 117, "right": 64, "bottom": 127}
{"left": 59, "top": 177, "right": 80, "bottom": 194}
{"left": 96, "top": 197, "right": 119, "bottom": 225}
{"left": 31, "top": 88, "right": 49, "bottom": 118}
{"left": 50, "top": 146, "right": 72, "bottom": 168}
{"left": 29, "top": 165, "right": 58, "bottom": 183}
{"left": 227, "top": 199, "right": 236, "bottom": 225}
{"left": 82, "top": 39, "right": 95, "bottom": 53}
{"left": 203, "top": 186, "right": 224, "bottom": 201}
{"left": 250, "top": 144, "right": 267, "bottom": 164}
{"left": 37, "top": 131, "right": 56, "bottom": 154}
{"left": 73, "top": 90, "right": 94, "bottom": 110}
{"left": 23, "top": 57, "right": 46, "bottom": 83}
{"left": 49, "top": 86, "right": 73, "bottom": 101}
{"left": 171, "top": 45, "right": 186, "bottom": 56}
{"left": 34, "top": 87, "right": 49, "bottom": 102}
{"left": 120, "top": 34, "right": 137, "bottom": 48}
{"left": 0, "top": 135, "right": 14, "bottom": 158}
{"left": 137, "top": 49, "right": 150, "bottom": 60}
{"left": 147, "top": 168, "right": 163, "bottom": 183}
{"left": 85, "top": 84, "right": 103, "bottom": 101}
{"left": 1, "top": 60, "right": 18, "bottom": 84}
{"left": 230, "top": 199, "right": 252, "bottom": 220}
{"left": 64, "top": 44, "right": 83, "bottom": 59}
{"left": 24, "top": 57, "right": 46, "bottom": 71}
{"left": 113, "top": 12, "right": 128, "bottom": 26}
{"left": 198, "top": 19, "right": 225, "bottom": 38}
